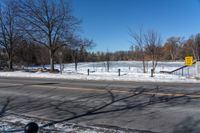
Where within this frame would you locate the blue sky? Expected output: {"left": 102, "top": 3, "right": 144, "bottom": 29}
{"left": 72, "top": 0, "right": 200, "bottom": 52}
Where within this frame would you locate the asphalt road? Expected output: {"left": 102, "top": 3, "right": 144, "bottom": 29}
{"left": 1, "top": 77, "right": 200, "bottom": 133}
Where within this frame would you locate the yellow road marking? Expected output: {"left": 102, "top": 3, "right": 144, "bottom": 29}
{"left": 1, "top": 82, "right": 200, "bottom": 99}
{"left": 144, "top": 92, "right": 186, "bottom": 97}
{"left": 32, "top": 85, "right": 200, "bottom": 99}
{"left": 32, "top": 84, "right": 128, "bottom": 93}
{"left": 144, "top": 92, "right": 200, "bottom": 98}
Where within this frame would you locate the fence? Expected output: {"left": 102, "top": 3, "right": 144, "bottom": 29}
{"left": 160, "top": 62, "right": 196, "bottom": 78}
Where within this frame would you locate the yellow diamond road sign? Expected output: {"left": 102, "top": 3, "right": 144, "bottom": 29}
{"left": 185, "top": 56, "right": 193, "bottom": 66}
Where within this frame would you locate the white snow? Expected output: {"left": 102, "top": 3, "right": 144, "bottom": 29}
{"left": 0, "top": 61, "right": 199, "bottom": 83}
{"left": 0, "top": 115, "right": 128, "bottom": 133}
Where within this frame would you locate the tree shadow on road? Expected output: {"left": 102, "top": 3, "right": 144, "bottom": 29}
{"left": 1, "top": 84, "right": 200, "bottom": 132}
{"left": 173, "top": 116, "right": 200, "bottom": 133}
{"left": 40, "top": 86, "right": 200, "bottom": 132}
{"left": 0, "top": 97, "right": 11, "bottom": 117}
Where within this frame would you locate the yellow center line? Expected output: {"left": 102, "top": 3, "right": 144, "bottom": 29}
{"left": 144, "top": 92, "right": 200, "bottom": 99}
{"left": 1, "top": 82, "right": 200, "bottom": 99}
{"left": 32, "top": 84, "right": 128, "bottom": 93}
{"left": 31, "top": 84, "right": 200, "bottom": 99}
{"left": 144, "top": 92, "right": 186, "bottom": 97}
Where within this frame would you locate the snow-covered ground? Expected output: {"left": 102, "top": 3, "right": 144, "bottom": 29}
{"left": 0, "top": 61, "right": 198, "bottom": 83}
{"left": 0, "top": 115, "right": 142, "bottom": 133}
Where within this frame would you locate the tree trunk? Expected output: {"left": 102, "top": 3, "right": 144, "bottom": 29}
{"left": 75, "top": 54, "right": 78, "bottom": 72}
{"left": 142, "top": 52, "right": 146, "bottom": 73}
{"left": 152, "top": 54, "right": 155, "bottom": 74}
{"left": 107, "top": 60, "right": 110, "bottom": 72}
{"left": 49, "top": 50, "right": 54, "bottom": 72}
{"left": 8, "top": 56, "right": 13, "bottom": 70}
{"left": 75, "top": 61, "right": 78, "bottom": 72}
{"left": 192, "top": 47, "right": 197, "bottom": 61}
{"left": 74, "top": 50, "right": 78, "bottom": 72}
{"left": 7, "top": 51, "right": 13, "bottom": 70}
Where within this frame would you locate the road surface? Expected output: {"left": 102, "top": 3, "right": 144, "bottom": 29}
{"left": 0, "top": 77, "right": 200, "bottom": 133}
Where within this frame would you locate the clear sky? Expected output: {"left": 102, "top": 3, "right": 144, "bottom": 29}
{"left": 72, "top": 0, "right": 200, "bottom": 52}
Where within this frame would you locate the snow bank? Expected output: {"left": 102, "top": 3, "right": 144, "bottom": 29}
{"left": 0, "top": 70, "right": 198, "bottom": 83}
{"left": 0, "top": 61, "right": 198, "bottom": 83}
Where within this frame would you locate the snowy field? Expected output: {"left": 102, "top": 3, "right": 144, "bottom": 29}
{"left": 0, "top": 61, "right": 198, "bottom": 83}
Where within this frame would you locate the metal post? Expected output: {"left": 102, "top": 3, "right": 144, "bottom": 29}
{"left": 182, "top": 68, "right": 184, "bottom": 76}
{"left": 87, "top": 69, "right": 89, "bottom": 76}
{"left": 60, "top": 63, "right": 62, "bottom": 74}
{"left": 151, "top": 69, "right": 154, "bottom": 77}
{"left": 118, "top": 69, "right": 120, "bottom": 76}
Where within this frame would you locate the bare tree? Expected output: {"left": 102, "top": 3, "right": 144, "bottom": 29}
{"left": 106, "top": 49, "right": 110, "bottom": 72}
{"left": 0, "top": 0, "right": 20, "bottom": 70}
{"left": 19, "top": 0, "right": 80, "bottom": 72}
{"left": 165, "top": 37, "right": 183, "bottom": 60}
{"left": 35, "top": 46, "right": 49, "bottom": 68}
{"left": 70, "top": 37, "right": 94, "bottom": 72}
{"left": 191, "top": 34, "right": 200, "bottom": 61}
{"left": 144, "top": 30, "right": 162, "bottom": 75}
{"left": 129, "top": 28, "right": 147, "bottom": 73}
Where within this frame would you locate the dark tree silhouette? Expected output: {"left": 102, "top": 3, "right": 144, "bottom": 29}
{"left": 19, "top": 0, "right": 80, "bottom": 72}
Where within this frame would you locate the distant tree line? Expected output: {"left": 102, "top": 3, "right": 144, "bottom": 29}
{"left": 0, "top": 32, "right": 200, "bottom": 70}
{"left": 87, "top": 33, "right": 200, "bottom": 62}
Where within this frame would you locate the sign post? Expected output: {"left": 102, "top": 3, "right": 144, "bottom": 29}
{"left": 185, "top": 56, "right": 193, "bottom": 66}
{"left": 185, "top": 56, "right": 193, "bottom": 78}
